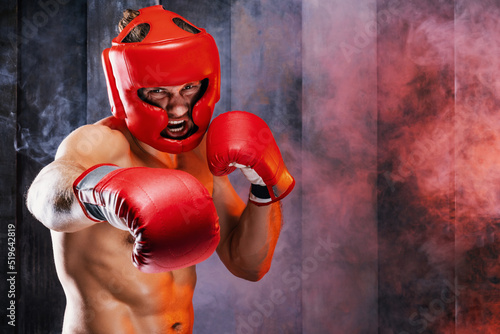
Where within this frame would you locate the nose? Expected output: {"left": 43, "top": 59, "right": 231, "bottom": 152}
{"left": 164, "top": 93, "right": 188, "bottom": 118}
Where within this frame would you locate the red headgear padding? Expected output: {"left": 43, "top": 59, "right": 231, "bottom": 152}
{"left": 102, "top": 5, "right": 220, "bottom": 153}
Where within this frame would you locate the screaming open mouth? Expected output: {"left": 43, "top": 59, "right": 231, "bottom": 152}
{"left": 167, "top": 120, "right": 186, "bottom": 133}
{"left": 161, "top": 120, "right": 198, "bottom": 140}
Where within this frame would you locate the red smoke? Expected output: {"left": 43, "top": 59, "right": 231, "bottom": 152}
{"left": 378, "top": 0, "right": 500, "bottom": 333}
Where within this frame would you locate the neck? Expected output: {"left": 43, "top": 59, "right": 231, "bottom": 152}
{"left": 131, "top": 135, "right": 178, "bottom": 169}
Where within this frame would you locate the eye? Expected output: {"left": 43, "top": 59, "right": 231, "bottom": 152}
{"left": 183, "top": 82, "right": 201, "bottom": 91}
{"left": 147, "top": 88, "right": 168, "bottom": 100}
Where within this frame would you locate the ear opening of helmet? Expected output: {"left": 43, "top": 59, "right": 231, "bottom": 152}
{"left": 172, "top": 17, "right": 200, "bottom": 34}
{"left": 121, "top": 23, "right": 151, "bottom": 43}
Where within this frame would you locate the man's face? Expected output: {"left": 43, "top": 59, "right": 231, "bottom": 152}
{"left": 138, "top": 81, "right": 203, "bottom": 140}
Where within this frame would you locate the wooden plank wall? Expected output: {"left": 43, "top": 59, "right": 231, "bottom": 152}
{"left": 3, "top": 0, "right": 500, "bottom": 333}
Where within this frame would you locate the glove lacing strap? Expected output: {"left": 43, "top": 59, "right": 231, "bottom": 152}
{"left": 73, "top": 164, "right": 129, "bottom": 230}
{"left": 250, "top": 184, "right": 272, "bottom": 202}
{"left": 228, "top": 162, "right": 272, "bottom": 204}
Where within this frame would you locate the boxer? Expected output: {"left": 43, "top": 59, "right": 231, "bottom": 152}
{"left": 26, "top": 5, "right": 294, "bottom": 334}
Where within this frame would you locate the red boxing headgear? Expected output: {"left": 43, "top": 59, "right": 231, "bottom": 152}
{"left": 102, "top": 5, "right": 220, "bottom": 153}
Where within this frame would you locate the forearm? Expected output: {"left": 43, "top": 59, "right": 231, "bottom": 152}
{"left": 225, "top": 201, "right": 282, "bottom": 281}
{"left": 26, "top": 160, "right": 94, "bottom": 232}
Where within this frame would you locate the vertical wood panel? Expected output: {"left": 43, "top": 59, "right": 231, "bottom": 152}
{"left": 17, "top": 0, "right": 87, "bottom": 332}
{"left": 377, "top": 0, "right": 456, "bottom": 333}
{"left": 0, "top": 0, "right": 18, "bottom": 332}
{"left": 302, "top": 0, "right": 378, "bottom": 332}
{"left": 230, "top": 0, "right": 303, "bottom": 333}
{"left": 455, "top": 1, "right": 500, "bottom": 332}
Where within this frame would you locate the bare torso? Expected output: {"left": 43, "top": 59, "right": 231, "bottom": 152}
{"left": 52, "top": 117, "right": 214, "bottom": 333}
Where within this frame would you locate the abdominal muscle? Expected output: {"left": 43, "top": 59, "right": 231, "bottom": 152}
{"left": 51, "top": 222, "right": 197, "bottom": 334}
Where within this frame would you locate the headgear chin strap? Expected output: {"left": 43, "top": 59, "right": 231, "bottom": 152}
{"left": 102, "top": 5, "right": 220, "bottom": 153}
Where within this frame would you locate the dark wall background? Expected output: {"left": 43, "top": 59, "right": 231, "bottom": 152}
{"left": 1, "top": 0, "right": 499, "bottom": 333}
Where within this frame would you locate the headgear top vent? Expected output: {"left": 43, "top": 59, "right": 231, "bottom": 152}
{"left": 102, "top": 5, "right": 221, "bottom": 153}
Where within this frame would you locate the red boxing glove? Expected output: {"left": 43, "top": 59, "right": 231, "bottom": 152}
{"left": 73, "top": 165, "right": 220, "bottom": 273}
{"left": 206, "top": 111, "right": 295, "bottom": 205}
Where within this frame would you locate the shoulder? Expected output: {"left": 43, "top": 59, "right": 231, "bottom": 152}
{"left": 55, "top": 117, "right": 131, "bottom": 168}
